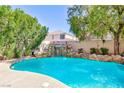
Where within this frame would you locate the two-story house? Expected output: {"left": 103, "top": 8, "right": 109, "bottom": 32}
{"left": 38, "top": 31, "right": 79, "bottom": 55}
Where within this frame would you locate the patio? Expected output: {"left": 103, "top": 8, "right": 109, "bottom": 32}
{"left": 0, "top": 63, "right": 67, "bottom": 88}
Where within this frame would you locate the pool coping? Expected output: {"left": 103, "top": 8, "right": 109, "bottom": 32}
{"left": 0, "top": 62, "right": 69, "bottom": 88}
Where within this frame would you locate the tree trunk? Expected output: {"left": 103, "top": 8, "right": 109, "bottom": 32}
{"left": 114, "top": 33, "right": 120, "bottom": 55}
{"left": 113, "top": 21, "right": 123, "bottom": 55}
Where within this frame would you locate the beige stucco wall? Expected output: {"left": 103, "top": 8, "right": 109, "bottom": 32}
{"left": 120, "top": 40, "right": 124, "bottom": 53}
{"left": 74, "top": 40, "right": 124, "bottom": 54}
{"left": 65, "top": 34, "right": 78, "bottom": 41}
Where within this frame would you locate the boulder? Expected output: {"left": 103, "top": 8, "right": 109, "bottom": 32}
{"left": 89, "top": 54, "right": 98, "bottom": 60}
{"left": 102, "top": 55, "right": 113, "bottom": 62}
{"left": 74, "top": 53, "right": 80, "bottom": 57}
{"left": 97, "top": 55, "right": 104, "bottom": 61}
{"left": 97, "top": 55, "right": 112, "bottom": 62}
{"left": 120, "top": 57, "right": 124, "bottom": 64}
{"left": 88, "top": 54, "right": 124, "bottom": 64}
{"left": 112, "top": 55, "right": 122, "bottom": 63}
{"left": 80, "top": 53, "right": 89, "bottom": 58}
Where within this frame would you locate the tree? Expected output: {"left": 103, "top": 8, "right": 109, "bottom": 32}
{"left": 67, "top": 5, "right": 124, "bottom": 54}
{"left": 67, "top": 5, "right": 89, "bottom": 41}
{"left": 0, "top": 6, "right": 48, "bottom": 59}
{"left": 88, "top": 6, "right": 124, "bottom": 54}
{"left": 0, "top": 6, "right": 15, "bottom": 58}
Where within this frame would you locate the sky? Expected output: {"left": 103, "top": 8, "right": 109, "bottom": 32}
{"left": 12, "top": 5, "right": 70, "bottom": 32}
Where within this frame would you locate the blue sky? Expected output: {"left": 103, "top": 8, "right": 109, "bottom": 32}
{"left": 12, "top": 5, "right": 70, "bottom": 32}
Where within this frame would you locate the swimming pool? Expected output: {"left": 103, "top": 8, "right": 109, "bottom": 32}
{"left": 11, "top": 57, "right": 124, "bottom": 88}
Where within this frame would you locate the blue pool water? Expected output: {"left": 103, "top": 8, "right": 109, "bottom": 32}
{"left": 11, "top": 57, "right": 124, "bottom": 88}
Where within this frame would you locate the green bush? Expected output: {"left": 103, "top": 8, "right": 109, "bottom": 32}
{"left": 3, "top": 49, "right": 15, "bottom": 59}
{"left": 14, "top": 48, "right": 22, "bottom": 58}
{"left": 100, "top": 47, "right": 109, "bottom": 55}
{"left": 0, "top": 6, "right": 48, "bottom": 59}
{"left": 90, "top": 48, "right": 100, "bottom": 54}
{"left": 24, "top": 48, "right": 32, "bottom": 56}
{"left": 78, "top": 48, "right": 84, "bottom": 53}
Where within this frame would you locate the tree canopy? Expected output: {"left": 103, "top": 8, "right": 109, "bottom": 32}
{"left": 67, "top": 5, "right": 89, "bottom": 40}
{"left": 0, "top": 6, "right": 48, "bottom": 59}
{"left": 67, "top": 5, "right": 124, "bottom": 54}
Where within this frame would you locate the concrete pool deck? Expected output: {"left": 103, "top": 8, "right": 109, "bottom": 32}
{"left": 0, "top": 62, "right": 68, "bottom": 88}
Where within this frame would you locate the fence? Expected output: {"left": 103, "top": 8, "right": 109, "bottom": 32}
{"left": 73, "top": 40, "right": 124, "bottom": 54}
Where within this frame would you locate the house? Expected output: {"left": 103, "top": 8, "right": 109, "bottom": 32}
{"left": 38, "top": 31, "right": 79, "bottom": 56}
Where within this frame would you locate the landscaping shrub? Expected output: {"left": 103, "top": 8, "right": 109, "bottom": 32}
{"left": 3, "top": 49, "right": 15, "bottom": 59}
{"left": 24, "top": 48, "right": 32, "bottom": 56}
{"left": 90, "top": 48, "right": 99, "bottom": 54}
{"left": 14, "top": 48, "right": 22, "bottom": 58}
{"left": 100, "top": 47, "right": 109, "bottom": 55}
{"left": 120, "top": 52, "right": 124, "bottom": 57}
{"left": 78, "top": 48, "right": 84, "bottom": 53}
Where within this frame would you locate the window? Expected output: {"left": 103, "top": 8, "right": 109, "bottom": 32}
{"left": 52, "top": 35, "right": 54, "bottom": 39}
{"left": 60, "top": 34, "right": 65, "bottom": 39}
